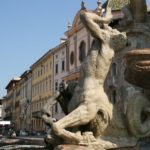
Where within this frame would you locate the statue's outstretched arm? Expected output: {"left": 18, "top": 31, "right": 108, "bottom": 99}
{"left": 80, "top": 7, "right": 112, "bottom": 42}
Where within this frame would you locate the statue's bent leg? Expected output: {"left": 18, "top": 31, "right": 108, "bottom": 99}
{"left": 127, "top": 93, "right": 150, "bottom": 137}
{"left": 52, "top": 104, "right": 97, "bottom": 142}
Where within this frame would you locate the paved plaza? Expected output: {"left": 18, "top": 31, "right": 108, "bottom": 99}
{"left": 0, "top": 136, "right": 46, "bottom": 150}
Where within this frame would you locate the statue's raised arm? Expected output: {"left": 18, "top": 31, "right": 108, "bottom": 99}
{"left": 80, "top": 7, "right": 113, "bottom": 42}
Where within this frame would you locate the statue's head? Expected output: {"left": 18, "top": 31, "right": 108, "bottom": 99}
{"left": 109, "top": 31, "right": 127, "bottom": 52}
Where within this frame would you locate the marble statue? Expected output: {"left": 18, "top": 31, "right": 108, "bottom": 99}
{"left": 42, "top": 0, "right": 150, "bottom": 149}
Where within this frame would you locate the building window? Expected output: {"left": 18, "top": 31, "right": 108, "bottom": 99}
{"left": 79, "top": 41, "right": 86, "bottom": 62}
{"left": 41, "top": 67, "right": 43, "bottom": 75}
{"left": 49, "top": 61, "right": 52, "bottom": 69}
{"left": 37, "top": 84, "right": 39, "bottom": 94}
{"left": 112, "top": 63, "right": 117, "bottom": 76}
{"left": 55, "top": 82, "right": 58, "bottom": 91}
{"left": 32, "top": 86, "right": 34, "bottom": 97}
{"left": 46, "top": 64, "right": 48, "bottom": 72}
{"left": 70, "top": 51, "right": 74, "bottom": 65}
{"left": 39, "top": 82, "right": 41, "bottom": 94}
{"left": 55, "top": 102, "right": 58, "bottom": 113}
{"left": 42, "top": 82, "right": 44, "bottom": 93}
{"left": 62, "top": 60, "right": 65, "bottom": 72}
{"left": 43, "top": 65, "right": 45, "bottom": 73}
{"left": 49, "top": 77, "right": 51, "bottom": 90}
{"left": 43, "top": 80, "right": 46, "bottom": 92}
{"left": 111, "top": 89, "right": 116, "bottom": 104}
{"left": 55, "top": 64, "right": 58, "bottom": 74}
{"left": 37, "top": 103, "right": 38, "bottom": 111}
{"left": 46, "top": 79, "right": 48, "bottom": 92}
{"left": 38, "top": 70, "right": 40, "bottom": 77}
{"left": 91, "top": 39, "right": 96, "bottom": 47}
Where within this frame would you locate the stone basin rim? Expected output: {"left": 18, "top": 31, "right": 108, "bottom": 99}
{"left": 125, "top": 48, "right": 150, "bottom": 57}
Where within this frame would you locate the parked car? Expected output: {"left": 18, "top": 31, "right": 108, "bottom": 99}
{"left": 11, "top": 131, "right": 16, "bottom": 138}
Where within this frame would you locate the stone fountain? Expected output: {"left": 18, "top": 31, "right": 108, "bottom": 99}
{"left": 42, "top": 0, "right": 150, "bottom": 149}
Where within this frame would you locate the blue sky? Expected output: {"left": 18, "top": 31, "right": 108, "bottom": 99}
{"left": 0, "top": 0, "right": 150, "bottom": 98}
{"left": 0, "top": 0, "right": 99, "bottom": 98}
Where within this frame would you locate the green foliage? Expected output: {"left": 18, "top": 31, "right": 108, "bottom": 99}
{"left": 108, "top": 0, "right": 129, "bottom": 10}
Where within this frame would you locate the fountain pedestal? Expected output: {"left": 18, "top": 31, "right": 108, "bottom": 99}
{"left": 54, "top": 145, "right": 140, "bottom": 150}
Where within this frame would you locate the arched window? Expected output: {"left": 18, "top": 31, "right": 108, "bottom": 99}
{"left": 79, "top": 41, "right": 86, "bottom": 62}
{"left": 91, "top": 39, "right": 96, "bottom": 48}
{"left": 91, "top": 39, "right": 102, "bottom": 52}
{"left": 70, "top": 51, "right": 74, "bottom": 65}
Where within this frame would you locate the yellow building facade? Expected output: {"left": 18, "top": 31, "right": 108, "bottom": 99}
{"left": 15, "top": 80, "right": 21, "bottom": 131}
{"left": 31, "top": 50, "right": 53, "bottom": 131}
{"left": 19, "top": 70, "right": 32, "bottom": 132}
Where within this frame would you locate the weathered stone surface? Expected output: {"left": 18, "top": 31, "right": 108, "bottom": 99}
{"left": 111, "top": 146, "right": 140, "bottom": 150}
{"left": 43, "top": 7, "right": 128, "bottom": 148}
{"left": 54, "top": 145, "right": 103, "bottom": 150}
{"left": 54, "top": 145, "right": 140, "bottom": 150}
{"left": 125, "top": 49, "right": 150, "bottom": 88}
{"left": 42, "top": 1, "right": 150, "bottom": 150}
{"left": 0, "top": 138, "right": 21, "bottom": 145}
{"left": 54, "top": 145, "right": 90, "bottom": 150}
{"left": 122, "top": 0, "right": 147, "bottom": 24}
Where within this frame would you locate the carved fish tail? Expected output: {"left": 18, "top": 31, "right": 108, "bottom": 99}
{"left": 126, "top": 93, "right": 150, "bottom": 138}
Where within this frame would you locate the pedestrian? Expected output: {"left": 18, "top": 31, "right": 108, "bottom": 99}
{"left": 11, "top": 131, "right": 16, "bottom": 138}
